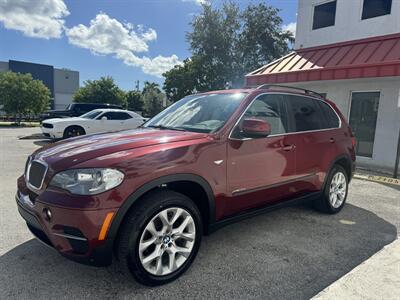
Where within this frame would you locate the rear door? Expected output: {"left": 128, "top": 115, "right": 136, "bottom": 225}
{"left": 286, "top": 95, "right": 340, "bottom": 195}
{"left": 226, "top": 93, "right": 297, "bottom": 216}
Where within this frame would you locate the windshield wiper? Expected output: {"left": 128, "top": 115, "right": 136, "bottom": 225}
{"left": 147, "top": 125, "right": 186, "bottom": 131}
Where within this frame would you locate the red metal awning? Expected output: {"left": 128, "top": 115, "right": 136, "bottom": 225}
{"left": 246, "top": 33, "right": 400, "bottom": 86}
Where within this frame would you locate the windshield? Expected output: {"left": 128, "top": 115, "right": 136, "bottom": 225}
{"left": 80, "top": 110, "right": 102, "bottom": 119}
{"left": 145, "top": 93, "right": 247, "bottom": 133}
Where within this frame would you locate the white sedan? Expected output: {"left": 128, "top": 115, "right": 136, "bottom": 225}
{"left": 41, "top": 109, "right": 148, "bottom": 139}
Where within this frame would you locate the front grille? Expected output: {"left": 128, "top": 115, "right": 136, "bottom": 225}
{"left": 42, "top": 123, "right": 53, "bottom": 128}
{"left": 27, "top": 160, "right": 47, "bottom": 189}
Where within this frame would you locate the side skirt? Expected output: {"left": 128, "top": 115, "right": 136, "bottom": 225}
{"left": 208, "top": 191, "right": 321, "bottom": 234}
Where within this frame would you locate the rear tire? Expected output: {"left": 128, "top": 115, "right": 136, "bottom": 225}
{"left": 63, "top": 126, "right": 85, "bottom": 139}
{"left": 116, "top": 190, "right": 203, "bottom": 286}
{"left": 314, "top": 165, "right": 348, "bottom": 214}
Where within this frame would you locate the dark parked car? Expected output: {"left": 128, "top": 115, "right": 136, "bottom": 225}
{"left": 40, "top": 103, "right": 123, "bottom": 120}
{"left": 17, "top": 85, "right": 356, "bottom": 286}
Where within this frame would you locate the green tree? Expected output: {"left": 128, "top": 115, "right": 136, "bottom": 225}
{"left": 142, "top": 81, "right": 162, "bottom": 94}
{"left": 142, "top": 82, "right": 165, "bottom": 117}
{"left": 239, "top": 3, "right": 294, "bottom": 73}
{"left": 74, "top": 76, "right": 126, "bottom": 106}
{"left": 0, "top": 71, "right": 50, "bottom": 122}
{"left": 126, "top": 90, "right": 143, "bottom": 111}
{"left": 188, "top": 2, "right": 241, "bottom": 90}
{"left": 163, "top": 2, "right": 294, "bottom": 101}
{"left": 162, "top": 58, "right": 200, "bottom": 102}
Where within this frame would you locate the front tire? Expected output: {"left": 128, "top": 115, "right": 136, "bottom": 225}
{"left": 116, "top": 190, "right": 203, "bottom": 286}
{"left": 63, "top": 126, "right": 85, "bottom": 139}
{"left": 314, "top": 165, "right": 348, "bottom": 214}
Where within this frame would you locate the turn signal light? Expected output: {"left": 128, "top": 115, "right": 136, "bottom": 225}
{"left": 98, "top": 212, "right": 114, "bottom": 241}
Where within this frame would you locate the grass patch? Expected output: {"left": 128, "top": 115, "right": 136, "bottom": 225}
{"left": 0, "top": 121, "right": 41, "bottom": 127}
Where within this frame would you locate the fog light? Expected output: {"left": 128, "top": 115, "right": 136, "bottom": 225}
{"left": 43, "top": 208, "right": 52, "bottom": 221}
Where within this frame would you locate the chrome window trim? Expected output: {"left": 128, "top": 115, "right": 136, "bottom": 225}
{"left": 52, "top": 232, "right": 87, "bottom": 241}
{"left": 228, "top": 92, "right": 342, "bottom": 141}
{"left": 26, "top": 159, "right": 48, "bottom": 191}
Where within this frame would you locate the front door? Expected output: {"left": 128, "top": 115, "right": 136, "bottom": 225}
{"left": 349, "top": 91, "right": 380, "bottom": 157}
{"left": 226, "top": 93, "right": 296, "bottom": 216}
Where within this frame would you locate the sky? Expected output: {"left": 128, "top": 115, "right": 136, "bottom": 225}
{"left": 0, "top": 0, "right": 298, "bottom": 91}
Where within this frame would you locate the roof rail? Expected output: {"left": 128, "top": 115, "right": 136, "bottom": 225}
{"left": 254, "top": 84, "right": 325, "bottom": 99}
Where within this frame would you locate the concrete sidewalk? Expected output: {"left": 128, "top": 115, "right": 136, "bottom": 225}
{"left": 313, "top": 239, "right": 400, "bottom": 299}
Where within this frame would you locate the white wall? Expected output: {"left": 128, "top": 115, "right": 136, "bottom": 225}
{"left": 54, "top": 68, "right": 79, "bottom": 94}
{"left": 295, "top": 0, "right": 400, "bottom": 49}
{"left": 285, "top": 77, "right": 400, "bottom": 173}
{"left": 0, "top": 61, "right": 9, "bottom": 72}
{"left": 54, "top": 93, "right": 73, "bottom": 110}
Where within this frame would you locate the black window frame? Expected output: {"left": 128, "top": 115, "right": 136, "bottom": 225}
{"left": 361, "top": 0, "right": 392, "bottom": 20}
{"left": 312, "top": 0, "right": 337, "bottom": 30}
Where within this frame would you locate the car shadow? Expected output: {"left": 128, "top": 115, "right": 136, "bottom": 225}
{"left": 32, "top": 140, "right": 54, "bottom": 147}
{"left": 0, "top": 204, "right": 396, "bottom": 299}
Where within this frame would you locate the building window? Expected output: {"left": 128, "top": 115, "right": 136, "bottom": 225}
{"left": 349, "top": 91, "right": 380, "bottom": 157}
{"left": 312, "top": 1, "right": 337, "bottom": 30}
{"left": 362, "top": 0, "right": 392, "bottom": 20}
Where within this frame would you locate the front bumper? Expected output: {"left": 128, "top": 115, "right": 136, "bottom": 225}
{"left": 41, "top": 126, "right": 63, "bottom": 139}
{"left": 16, "top": 189, "right": 115, "bottom": 267}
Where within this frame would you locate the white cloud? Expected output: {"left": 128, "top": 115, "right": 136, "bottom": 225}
{"left": 66, "top": 13, "right": 181, "bottom": 77}
{"left": 283, "top": 22, "right": 296, "bottom": 38}
{"left": 117, "top": 51, "right": 181, "bottom": 77}
{"left": 182, "top": 0, "right": 208, "bottom": 5}
{"left": 0, "top": 0, "right": 69, "bottom": 39}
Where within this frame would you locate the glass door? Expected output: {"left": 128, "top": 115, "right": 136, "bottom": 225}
{"left": 349, "top": 91, "right": 380, "bottom": 157}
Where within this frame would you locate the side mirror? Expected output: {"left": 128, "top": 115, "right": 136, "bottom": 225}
{"left": 101, "top": 116, "right": 108, "bottom": 121}
{"left": 241, "top": 118, "right": 271, "bottom": 138}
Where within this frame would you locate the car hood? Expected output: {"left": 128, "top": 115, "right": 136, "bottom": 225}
{"left": 33, "top": 128, "right": 209, "bottom": 170}
{"left": 43, "top": 117, "right": 85, "bottom": 124}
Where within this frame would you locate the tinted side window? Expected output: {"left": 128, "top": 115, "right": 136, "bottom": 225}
{"left": 231, "top": 94, "right": 289, "bottom": 138}
{"left": 101, "top": 112, "right": 131, "bottom": 120}
{"left": 101, "top": 112, "right": 115, "bottom": 120}
{"left": 287, "top": 96, "right": 325, "bottom": 132}
{"left": 318, "top": 101, "right": 340, "bottom": 128}
{"left": 113, "top": 112, "right": 132, "bottom": 120}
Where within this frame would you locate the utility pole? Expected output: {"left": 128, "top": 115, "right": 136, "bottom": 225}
{"left": 135, "top": 80, "right": 140, "bottom": 91}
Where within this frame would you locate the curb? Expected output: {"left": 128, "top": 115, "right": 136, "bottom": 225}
{"left": 353, "top": 174, "right": 400, "bottom": 186}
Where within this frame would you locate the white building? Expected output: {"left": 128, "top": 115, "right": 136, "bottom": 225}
{"left": 246, "top": 0, "right": 400, "bottom": 175}
{"left": 0, "top": 60, "right": 79, "bottom": 110}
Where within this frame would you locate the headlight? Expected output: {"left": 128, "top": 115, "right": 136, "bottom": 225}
{"left": 49, "top": 168, "right": 124, "bottom": 195}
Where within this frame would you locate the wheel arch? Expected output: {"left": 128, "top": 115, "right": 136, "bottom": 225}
{"left": 107, "top": 174, "right": 216, "bottom": 246}
{"left": 63, "top": 124, "right": 86, "bottom": 137}
{"left": 324, "top": 154, "right": 354, "bottom": 188}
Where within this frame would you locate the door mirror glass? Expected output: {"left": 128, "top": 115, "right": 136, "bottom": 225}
{"left": 241, "top": 118, "right": 271, "bottom": 138}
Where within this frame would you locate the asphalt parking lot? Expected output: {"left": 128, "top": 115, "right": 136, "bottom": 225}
{"left": 0, "top": 127, "right": 399, "bottom": 300}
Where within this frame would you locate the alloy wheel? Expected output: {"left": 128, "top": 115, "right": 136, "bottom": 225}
{"left": 138, "top": 207, "right": 196, "bottom": 276}
{"left": 329, "top": 171, "right": 347, "bottom": 208}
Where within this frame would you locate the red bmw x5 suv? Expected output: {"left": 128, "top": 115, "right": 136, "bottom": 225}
{"left": 17, "top": 85, "right": 356, "bottom": 285}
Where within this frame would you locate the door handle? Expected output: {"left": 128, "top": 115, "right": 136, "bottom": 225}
{"left": 329, "top": 138, "right": 335, "bottom": 143}
{"left": 282, "top": 144, "right": 296, "bottom": 151}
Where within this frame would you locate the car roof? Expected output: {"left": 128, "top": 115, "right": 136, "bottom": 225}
{"left": 73, "top": 103, "right": 121, "bottom": 106}
{"left": 90, "top": 108, "right": 135, "bottom": 113}
{"left": 196, "top": 86, "right": 327, "bottom": 101}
